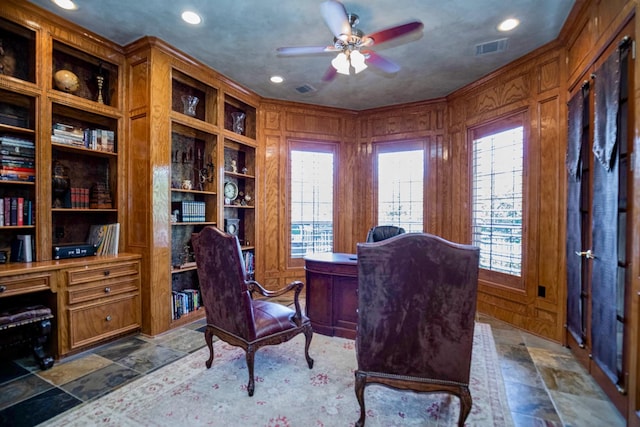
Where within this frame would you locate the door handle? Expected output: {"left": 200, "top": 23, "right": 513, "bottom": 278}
{"left": 575, "top": 249, "right": 596, "bottom": 259}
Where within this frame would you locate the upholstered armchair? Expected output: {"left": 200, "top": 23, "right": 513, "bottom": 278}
{"left": 191, "top": 226, "right": 314, "bottom": 396}
{"left": 354, "top": 233, "right": 480, "bottom": 426}
{"left": 365, "top": 225, "right": 405, "bottom": 242}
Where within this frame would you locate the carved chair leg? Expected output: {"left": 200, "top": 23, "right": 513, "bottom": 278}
{"left": 303, "top": 325, "right": 314, "bottom": 369}
{"left": 354, "top": 371, "right": 367, "bottom": 427}
{"left": 204, "top": 327, "right": 215, "bottom": 369}
{"left": 457, "top": 386, "right": 472, "bottom": 427}
{"left": 245, "top": 345, "right": 256, "bottom": 396}
{"left": 32, "top": 319, "right": 54, "bottom": 370}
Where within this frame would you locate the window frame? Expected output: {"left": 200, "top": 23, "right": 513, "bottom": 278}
{"left": 372, "top": 139, "right": 426, "bottom": 232}
{"left": 286, "top": 139, "right": 339, "bottom": 268}
{"left": 468, "top": 112, "right": 528, "bottom": 290}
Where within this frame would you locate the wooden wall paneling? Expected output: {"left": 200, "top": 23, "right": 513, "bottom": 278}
{"left": 566, "top": 6, "right": 597, "bottom": 84}
{"left": 337, "top": 115, "right": 357, "bottom": 253}
{"left": 263, "top": 133, "right": 282, "bottom": 278}
{"left": 536, "top": 98, "right": 562, "bottom": 300}
{"left": 445, "top": 46, "right": 566, "bottom": 341}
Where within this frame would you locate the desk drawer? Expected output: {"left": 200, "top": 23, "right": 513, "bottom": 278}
{"left": 68, "top": 294, "right": 140, "bottom": 350}
{"left": 67, "top": 277, "right": 139, "bottom": 305}
{"left": 0, "top": 273, "right": 52, "bottom": 297}
{"left": 66, "top": 261, "right": 140, "bottom": 286}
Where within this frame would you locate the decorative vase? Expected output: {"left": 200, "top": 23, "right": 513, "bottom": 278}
{"left": 54, "top": 70, "right": 80, "bottom": 93}
{"left": 52, "top": 160, "right": 70, "bottom": 208}
{"left": 231, "top": 112, "right": 246, "bottom": 134}
{"left": 181, "top": 95, "right": 199, "bottom": 116}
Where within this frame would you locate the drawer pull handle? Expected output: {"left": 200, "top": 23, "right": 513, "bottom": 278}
{"left": 105, "top": 315, "right": 112, "bottom": 322}
{"left": 103, "top": 270, "right": 111, "bottom": 277}
{"left": 0, "top": 286, "right": 5, "bottom": 293}
{"left": 104, "top": 287, "right": 111, "bottom": 293}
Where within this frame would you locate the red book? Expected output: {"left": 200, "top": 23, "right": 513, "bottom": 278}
{"left": 17, "top": 197, "right": 23, "bottom": 226}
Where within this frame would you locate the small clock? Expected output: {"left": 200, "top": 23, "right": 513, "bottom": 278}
{"left": 225, "top": 218, "right": 240, "bottom": 236}
{"left": 224, "top": 181, "right": 238, "bottom": 205}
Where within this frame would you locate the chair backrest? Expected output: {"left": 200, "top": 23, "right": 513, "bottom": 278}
{"left": 192, "top": 226, "right": 256, "bottom": 340}
{"left": 356, "top": 233, "right": 480, "bottom": 384}
{"left": 365, "top": 225, "right": 406, "bottom": 242}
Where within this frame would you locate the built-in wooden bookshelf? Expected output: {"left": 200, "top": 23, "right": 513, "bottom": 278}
{"left": 124, "top": 36, "right": 261, "bottom": 335}
{"left": 0, "top": 0, "right": 140, "bottom": 359}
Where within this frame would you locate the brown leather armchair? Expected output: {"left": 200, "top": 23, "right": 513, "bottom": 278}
{"left": 365, "top": 225, "right": 405, "bottom": 242}
{"left": 354, "top": 233, "right": 480, "bottom": 426}
{"left": 191, "top": 226, "right": 314, "bottom": 396}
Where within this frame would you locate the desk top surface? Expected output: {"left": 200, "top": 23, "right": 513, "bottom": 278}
{"left": 304, "top": 252, "right": 357, "bottom": 265}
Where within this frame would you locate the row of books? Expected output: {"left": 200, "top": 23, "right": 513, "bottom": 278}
{"left": 70, "top": 187, "right": 90, "bottom": 208}
{"left": 171, "top": 289, "right": 202, "bottom": 320}
{"left": 86, "top": 223, "right": 120, "bottom": 255}
{"left": 0, "top": 197, "right": 34, "bottom": 227}
{"left": 52, "top": 123, "right": 116, "bottom": 153}
{"left": 171, "top": 201, "right": 206, "bottom": 222}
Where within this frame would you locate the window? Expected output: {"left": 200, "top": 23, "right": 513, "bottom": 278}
{"left": 375, "top": 142, "right": 424, "bottom": 232}
{"left": 289, "top": 142, "right": 336, "bottom": 260}
{"left": 471, "top": 116, "right": 524, "bottom": 278}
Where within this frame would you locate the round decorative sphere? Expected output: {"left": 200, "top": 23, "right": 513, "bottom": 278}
{"left": 54, "top": 70, "right": 80, "bottom": 93}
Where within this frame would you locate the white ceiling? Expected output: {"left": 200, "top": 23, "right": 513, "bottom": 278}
{"left": 27, "top": 0, "right": 576, "bottom": 111}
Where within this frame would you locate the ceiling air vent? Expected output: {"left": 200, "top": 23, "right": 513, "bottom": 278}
{"left": 475, "top": 38, "right": 509, "bottom": 55}
{"left": 295, "top": 84, "right": 317, "bottom": 94}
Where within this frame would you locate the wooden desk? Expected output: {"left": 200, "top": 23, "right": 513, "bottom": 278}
{"left": 304, "top": 253, "right": 357, "bottom": 339}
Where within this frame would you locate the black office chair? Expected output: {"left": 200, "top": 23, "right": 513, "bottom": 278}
{"left": 365, "top": 225, "right": 406, "bottom": 243}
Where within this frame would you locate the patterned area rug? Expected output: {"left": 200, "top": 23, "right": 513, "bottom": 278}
{"left": 43, "top": 323, "right": 512, "bottom": 426}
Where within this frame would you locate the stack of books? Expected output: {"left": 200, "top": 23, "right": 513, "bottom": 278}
{"left": 0, "top": 135, "right": 35, "bottom": 182}
{"left": 51, "top": 123, "right": 85, "bottom": 147}
{"left": 51, "top": 122, "right": 116, "bottom": 153}
{"left": 86, "top": 223, "right": 120, "bottom": 255}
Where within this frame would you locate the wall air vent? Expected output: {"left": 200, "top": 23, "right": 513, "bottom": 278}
{"left": 295, "top": 84, "right": 317, "bottom": 94}
{"left": 475, "top": 38, "right": 509, "bottom": 55}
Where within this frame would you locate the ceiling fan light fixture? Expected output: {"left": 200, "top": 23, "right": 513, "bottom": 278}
{"left": 332, "top": 52, "right": 351, "bottom": 75}
{"left": 350, "top": 50, "right": 367, "bottom": 73}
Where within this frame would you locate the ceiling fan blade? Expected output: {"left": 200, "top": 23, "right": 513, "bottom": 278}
{"left": 321, "top": 0, "right": 351, "bottom": 41}
{"left": 322, "top": 65, "right": 338, "bottom": 82}
{"left": 363, "top": 50, "right": 401, "bottom": 74}
{"left": 363, "top": 21, "right": 424, "bottom": 47}
{"left": 277, "top": 46, "right": 335, "bottom": 56}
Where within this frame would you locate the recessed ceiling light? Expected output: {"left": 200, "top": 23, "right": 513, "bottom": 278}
{"left": 52, "top": 0, "right": 77, "bottom": 10}
{"left": 182, "top": 11, "right": 202, "bottom": 25}
{"left": 498, "top": 18, "right": 520, "bottom": 32}
{"left": 270, "top": 76, "right": 284, "bottom": 84}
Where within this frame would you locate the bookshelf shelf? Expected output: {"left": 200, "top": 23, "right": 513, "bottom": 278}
{"left": 170, "top": 309, "right": 205, "bottom": 328}
{"left": 52, "top": 208, "right": 118, "bottom": 212}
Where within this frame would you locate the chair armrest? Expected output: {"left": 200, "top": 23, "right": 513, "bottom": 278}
{"left": 246, "top": 280, "right": 302, "bottom": 298}
{"left": 247, "top": 280, "right": 305, "bottom": 325}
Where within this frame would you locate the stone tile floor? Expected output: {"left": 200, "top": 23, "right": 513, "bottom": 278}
{"left": 0, "top": 312, "right": 626, "bottom": 426}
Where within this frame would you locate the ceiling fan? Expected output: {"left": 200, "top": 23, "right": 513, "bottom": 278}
{"left": 276, "top": 0, "right": 424, "bottom": 82}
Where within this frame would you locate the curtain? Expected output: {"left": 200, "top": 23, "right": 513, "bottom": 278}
{"left": 565, "top": 85, "right": 586, "bottom": 345}
{"left": 591, "top": 47, "right": 622, "bottom": 385}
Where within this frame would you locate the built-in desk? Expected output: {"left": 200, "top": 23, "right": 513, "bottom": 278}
{"left": 304, "top": 253, "right": 357, "bottom": 339}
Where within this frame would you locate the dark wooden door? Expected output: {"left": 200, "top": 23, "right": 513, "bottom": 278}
{"left": 565, "top": 28, "right": 633, "bottom": 416}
